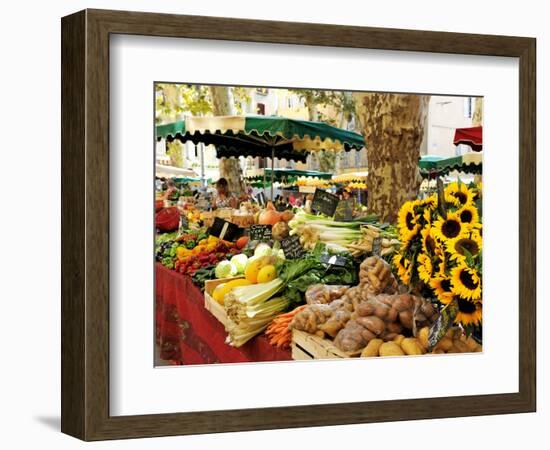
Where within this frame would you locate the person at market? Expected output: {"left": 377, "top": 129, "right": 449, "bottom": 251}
{"left": 162, "top": 178, "right": 178, "bottom": 201}
{"left": 342, "top": 189, "right": 352, "bottom": 200}
{"left": 212, "top": 177, "right": 238, "bottom": 209}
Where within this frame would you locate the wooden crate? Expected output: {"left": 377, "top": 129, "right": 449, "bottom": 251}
{"left": 291, "top": 329, "right": 350, "bottom": 360}
{"left": 203, "top": 276, "right": 244, "bottom": 328}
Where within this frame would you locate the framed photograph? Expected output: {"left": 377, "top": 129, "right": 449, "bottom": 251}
{"left": 61, "top": 9, "right": 536, "bottom": 441}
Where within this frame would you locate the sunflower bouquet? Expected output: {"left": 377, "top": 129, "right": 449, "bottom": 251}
{"left": 392, "top": 181, "right": 482, "bottom": 335}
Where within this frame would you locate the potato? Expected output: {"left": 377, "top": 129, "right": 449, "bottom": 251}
{"left": 356, "top": 316, "right": 386, "bottom": 336}
{"left": 356, "top": 302, "right": 375, "bottom": 317}
{"left": 401, "top": 338, "right": 425, "bottom": 355}
{"left": 445, "top": 328, "right": 457, "bottom": 339}
{"left": 451, "top": 339, "right": 470, "bottom": 353}
{"left": 386, "top": 321, "right": 403, "bottom": 334}
{"left": 374, "top": 303, "right": 390, "bottom": 319}
{"left": 399, "top": 310, "right": 413, "bottom": 329}
{"left": 383, "top": 332, "right": 398, "bottom": 341}
{"left": 393, "top": 334, "right": 405, "bottom": 345}
{"left": 434, "top": 337, "right": 453, "bottom": 352}
{"left": 393, "top": 295, "right": 413, "bottom": 312}
{"left": 379, "top": 342, "right": 405, "bottom": 357}
{"left": 464, "top": 336, "right": 479, "bottom": 352}
{"left": 420, "top": 302, "right": 435, "bottom": 317}
{"left": 418, "top": 326, "right": 430, "bottom": 350}
{"left": 361, "top": 339, "right": 383, "bottom": 357}
{"left": 386, "top": 307, "right": 398, "bottom": 322}
{"left": 432, "top": 348, "right": 445, "bottom": 354}
{"left": 360, "top": 328, "right": 376, "bottom": 342}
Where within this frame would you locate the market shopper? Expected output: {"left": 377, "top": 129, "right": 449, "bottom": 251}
{"left": 162, "top": 178, "right": 178, "bottom": 202}
{"left": 212, "top": 177, "right": 238, "bottom": 209}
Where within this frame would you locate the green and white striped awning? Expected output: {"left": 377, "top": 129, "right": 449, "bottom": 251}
{"left": 156, "top": 115, "right": 365, "bottom": 163}
{"left": 419, "top": 153, "right": 482, "bottom": 178}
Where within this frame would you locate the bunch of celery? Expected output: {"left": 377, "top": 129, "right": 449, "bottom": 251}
{"left": 224, "top": 279, "right": 289, "bottom": 347}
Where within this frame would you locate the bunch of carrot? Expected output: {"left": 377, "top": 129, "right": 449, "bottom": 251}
{"left": 265, "top": 305, "right": 307, "bottom": 349}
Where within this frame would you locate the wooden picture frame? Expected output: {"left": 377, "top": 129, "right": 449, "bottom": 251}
{"left": 61, "top": 9, "right": 536, "bottom": 441}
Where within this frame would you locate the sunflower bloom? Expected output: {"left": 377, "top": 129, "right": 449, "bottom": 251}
{"left": 397, "top": 201, "right": 420, "bottom": 243}
{"left": 447, "top": 236, "right": 482, "bottom": 263}
{"left": 432, "top": 211, "right": 468, "bottom": 245}
{"left": 455, "top": 297, "right": 482, "bottom": 326}
{"left": 393, "top": 253, "right": 412, "bottom": 285}
{"left": 451, "top": 264, "right": 482, "bottom": 301}
{"left": 417, "top": 253, "right": 433, "bottom": 283}
{"left": 444, "top": 181, "right": 475, "bottom": 207}
{"left": 456, "top": 204, "right": 480, "bottom": 229}
{"left": 421, "top": 225, "right": 438, "bottom": 256}
{"left": 429, "top": 276, "right": 454, "bottom": 304}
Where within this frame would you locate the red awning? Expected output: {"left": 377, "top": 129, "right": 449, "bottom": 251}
{"left": 454, "top": 126, "right": 482, "bottom": 151}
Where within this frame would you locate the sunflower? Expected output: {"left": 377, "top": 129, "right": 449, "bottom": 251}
{"left": 433, "top": 246, "right": 447, "bottom": 275}
{"left": 455, "top": 297, "right": 482, "bottom": 326}
{"left": 417, "top": 253, "right": 433, "bottom": 283}
{"left": 393, "top": 253, "right": 412, "bottom": 285}
{"left": 447, "top": 236, "right": 482, "bottom": 262}
{"left": 473, "top": 181, "right": 482, "bottom": 201}
{"left": 451, "top": 264, "right": 482, "bottom": 301}
{"left": 432, "top": 211, "right": 468, "bottom": 245}
{"left": 444, "top": 181, "right": 475, "bottom": 207}
{"left": 397, "top": 201, "right": 420, "bottom": 243}
{"left": 422, "top": 194, "right": 438, "bottom": 210}
{"left": 421, "top": 225, "right": 437, "bottom": 256}
{"left": 470, "top": 228, "right": 483, "bottom": 247}
{"left": 456, "top": 204, "right": 480, "bottom": 228}
{"left": 429, "top": 276, "right": 454, "bottom": 304}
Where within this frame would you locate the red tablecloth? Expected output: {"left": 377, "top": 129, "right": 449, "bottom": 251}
{"left": 155, "top": 263, "right": 292, "bottom": 365}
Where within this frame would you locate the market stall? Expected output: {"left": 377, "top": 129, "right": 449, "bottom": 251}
{"left": 155, "top": 171, "right": 483, "bottom": 364}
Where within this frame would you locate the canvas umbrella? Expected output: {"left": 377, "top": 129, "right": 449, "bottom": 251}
{"left": 156, "top": 115, "right": 365, "bottom": 199}
{"left": 245, "top": 168, "right": 333, "bottom": 185}
{"left": 155, "top": 163, "right": 197, "bottom": 179}
{"left": 419, "top": 153, "right": 482, "bottom": 178}
{"left": 453, "top": 126, "right": 482, "bottom": 151}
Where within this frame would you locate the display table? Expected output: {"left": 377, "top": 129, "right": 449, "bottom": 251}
{"left": 155, "top": 263, "right": 292, "bottom": 365}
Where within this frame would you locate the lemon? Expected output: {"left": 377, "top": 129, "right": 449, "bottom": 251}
{"left": 212, "top": 283, "right": 227, "bottom": 303}
{"left": 257, "top": 265, "right": 277, "bottom": 283}
{"left": 212, "top": 279, "right": 251, "bottom": 304}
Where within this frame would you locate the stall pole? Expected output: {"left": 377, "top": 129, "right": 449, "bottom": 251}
{"left": 200, "top": 143, "right": 206, "bottom": 189}
{"left": 270, "top": 146, "right": 275, "bottom": 201}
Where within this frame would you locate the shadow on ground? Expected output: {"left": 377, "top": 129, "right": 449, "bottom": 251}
{"left": 35, "top": 416, "right": 60, "bottom": 431}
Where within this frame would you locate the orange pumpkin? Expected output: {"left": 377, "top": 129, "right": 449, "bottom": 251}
{"left": 258, "top": 209, "right": 281, "bottom": 226}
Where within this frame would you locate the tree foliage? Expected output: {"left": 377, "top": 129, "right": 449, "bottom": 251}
{"left": 155, "top": 83, "right": 251, "bottom": 122}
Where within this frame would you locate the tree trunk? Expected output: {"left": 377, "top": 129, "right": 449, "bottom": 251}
{"left": 353, "top": 93, "right": 429, "bottom": 223}
{"left": 472, "top": 97, "right": 483, "bottom": 126}
{"left": 208, "top": 86, "right": 245, "bottom": 195}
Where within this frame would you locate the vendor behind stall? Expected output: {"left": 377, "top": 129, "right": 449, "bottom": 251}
{"left": 212, "top": 177, "right": 238, "bottom": 209}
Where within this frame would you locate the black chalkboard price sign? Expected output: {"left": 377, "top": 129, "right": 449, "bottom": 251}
{"left": 371, "top": 236, "right": 382, "bottom": 256}
{"left": 334, "top": 198, "right": 355, "bottom": 221}
{"left": 281, "top": 235, "right": 306, "bottom": 259}
{"left": 208, "top": 217, "right": 242, "bottom": 241}
{"left": 311, "top": 189, "right": 340, "bottom": 217}
{"left": 249, "top": 224, "right": 272, "bottom": 242}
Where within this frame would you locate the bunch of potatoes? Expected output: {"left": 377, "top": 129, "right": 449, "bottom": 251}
{"left": 361, "top": 326, "right": 482, "bottom": 357}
